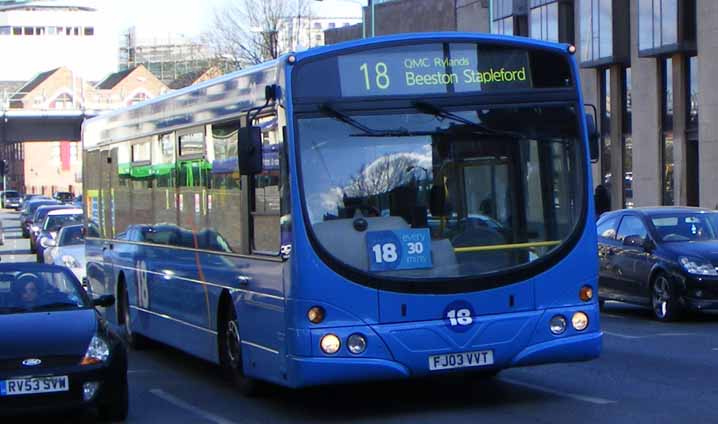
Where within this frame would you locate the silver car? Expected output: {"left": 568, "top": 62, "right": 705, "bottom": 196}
{"left": 44, "top": 224, "right": 85, "bottom": 283}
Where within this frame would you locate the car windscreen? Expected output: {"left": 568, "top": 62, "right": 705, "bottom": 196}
{"left": 4, "top": 191, "right": 19, "bottom": 198}
{"left": 0, "top": 268, "right": 89, "bottom": 314}
{"left": 651, "top": 213, "right": 718, "bottom": 242}
{"left": 58, "top": 226, "right": 85, "bottom": 246}
{"left": 28, "top": 201, "right": 60, "bottom": 215}
{"left": 44, "top": 214, "right": 84, "bottom": 231}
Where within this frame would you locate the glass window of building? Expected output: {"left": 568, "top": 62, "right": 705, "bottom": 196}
{"left": 600, "top": 68, "right": 611, "bottom": 193}
{"left": 623, "top": 67, "right": 633, "bottom": 208}
{"left": 530, "top": 0, "right": 558, "bottom": 42}
{"left": 687, "top": 56, "right": 698, "bottom": 130}
{"left": 580, "top": 0, "right": 612, "bottom": 63}
{"left": 491, "top": 0, "right": 515, "bottom": 35}
{"left": 639, "top": 0, "right": 695, "bottom": 56}
{"left": 662, "top": 58, "right": 674, "bottom": 205}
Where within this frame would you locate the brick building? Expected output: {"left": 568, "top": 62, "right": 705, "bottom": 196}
{"left": 1, "top": 64, "right": 168, "bottom": 195}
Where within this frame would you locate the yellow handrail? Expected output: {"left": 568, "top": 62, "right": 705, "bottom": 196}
{"left": 454, "top": 240, "right": 561, "bottom": 253}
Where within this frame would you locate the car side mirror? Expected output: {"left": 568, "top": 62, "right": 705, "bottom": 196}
{"left": 92, "top": 294, "right": 115, "bottom": 308}
{"left": 238, "top": 125, "right": 263, "bottom": 175}
{"left": 623, "top": 235, "right": 647, "bottom": 249}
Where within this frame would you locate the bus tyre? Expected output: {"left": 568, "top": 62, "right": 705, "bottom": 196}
{"left": 651, "top": 273, "right": 683, "bottom": 322}
{"left": 119, "top": 287, "right": 147, "bottom": 350}
{"left": 219, "top": 305, "right": 261, "bottom": 396}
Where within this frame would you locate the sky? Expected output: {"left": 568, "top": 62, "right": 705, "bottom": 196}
{"left": 97, "top": 0, "right": 363, "bottom": 40}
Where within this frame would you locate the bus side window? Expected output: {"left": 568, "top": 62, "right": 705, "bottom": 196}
{"left": 251, "top": 115, "right": 281, "bottom": 253}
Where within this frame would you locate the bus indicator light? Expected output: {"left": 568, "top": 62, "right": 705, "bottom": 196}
{"left": 307, "top": 306, "right": 325, "bottom": 324}
{"left": 579, "top": 285, "right": 593, "bottom": 302}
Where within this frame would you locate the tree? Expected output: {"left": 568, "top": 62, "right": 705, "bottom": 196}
{"left": 204, "top": 0, "right": 312, "bottom": 68}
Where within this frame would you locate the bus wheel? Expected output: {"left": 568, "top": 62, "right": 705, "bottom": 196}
{"left": 219, "top": 305, "right": 260, "bottom": 396}
{"left": 119, "top": 286, "right": 147, "bottom": 350}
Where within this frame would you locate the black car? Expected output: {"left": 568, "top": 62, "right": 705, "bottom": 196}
{"left": 597, "top": 207, "right": 718, "bottom": 321}
{"left": 0, "top": 263, "right": 127, "bottom": 420}
{"left": 53, "top": 192, "right": 75, "bottom": 203}
{"left": 20, "top": 199, "right": 60, "bottom": 238}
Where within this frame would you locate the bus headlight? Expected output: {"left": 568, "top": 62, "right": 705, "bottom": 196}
{"left": 549, "top": 315, "right": 567, "bottom": 335}
{"left": 571, "top": 312, "right": 589, "bottom": 331}
{"left": 346, "top": 334, "right": 367, "bottom": 354}
{"left": 320, "top": 334, "right": 341, "bottom": 355}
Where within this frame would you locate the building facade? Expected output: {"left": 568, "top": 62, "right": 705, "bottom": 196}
{"left": 1, "top": 65, "right": 168, "bottom": 196}
{"left": 0, "top": 0, "right": 117, "bottom": 82}
{"left": 325, "top": 0, "right": 711, "bottom": 211}
{"left": 277, "top": 0, "right": 362, "bottom": 53}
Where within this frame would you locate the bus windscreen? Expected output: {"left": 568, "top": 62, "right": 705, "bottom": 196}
{"left": 293, "top": 42, "right": 573, "bottom": 101}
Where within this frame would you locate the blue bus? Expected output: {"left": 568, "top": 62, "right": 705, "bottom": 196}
{"left": 82, "top": 32, "right": 602, "bottom": 392}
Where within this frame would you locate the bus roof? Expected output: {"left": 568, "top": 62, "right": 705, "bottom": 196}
{"left": 83, "top": 32, "right": 575, "bottom": 149}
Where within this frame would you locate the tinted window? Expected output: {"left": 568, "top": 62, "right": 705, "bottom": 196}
{"left": 58, "top": 226, "right": 84, "bottom": 246}
{"left": 597, "top": 216, "right": 618, "bottom": 239}
{"left": 651, "top": 213, "right": 718, "bottom": 242}
{"left": 616, "top": 215, "right": 647, "bottom": 241}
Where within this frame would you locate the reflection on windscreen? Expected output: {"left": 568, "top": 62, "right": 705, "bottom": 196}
{"left": 651, "top": 214, "right": 718, "bottom": 242}
{"left": 45, "top": 214, "right": 84, "bottom": 231}
{"left": 0, "top": 269, "right": 88, "bottom": 314}
{"left": 298, "top": 105, "right": 583, "bottom": 279}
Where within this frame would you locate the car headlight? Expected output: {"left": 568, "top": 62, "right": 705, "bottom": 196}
{"left": 679, "top": 256, "right": 718, "bottom": 276}
{"left": 62, "top": 255, "right": 81, "bottom": 268}
{"left": 80, "top": 335, "right": 110, "bottom": 365}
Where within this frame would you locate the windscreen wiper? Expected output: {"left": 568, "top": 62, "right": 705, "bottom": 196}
{"left": 413, "top": 101, "right": 522, "bottom": 138}
{"left": 318, "top": 104, "right": 434, "bottom": 137}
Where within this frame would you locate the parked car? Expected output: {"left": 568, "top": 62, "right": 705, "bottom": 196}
{"left": 597, "top": 207, "right": 718, "bottom": 321}
{"left": 36, "top": 208, "right": 84, "bottom": 263}
{"left": 71, "top": 194, "right": 83, "bottom": 209}
{"left": 29, "top": 205, "right": 71, "bottom": 252}
{"left": 52, "top": 192, "right": 75, "bottom": 203}
{"left": 1, "top": 190, "right": 22, "bottom": 210}
{"left": 19, "top": 199, "right": 61, "bottom": 238}
{"left": 0, "top": 263, "right": 127, "bottom": 419}
{"left": 44, "top": 224, "right": 85, "bottom": 283}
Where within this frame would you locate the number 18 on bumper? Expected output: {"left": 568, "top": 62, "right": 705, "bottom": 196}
{"left": 366, "top": 229, "right": 433, "bottom": 272}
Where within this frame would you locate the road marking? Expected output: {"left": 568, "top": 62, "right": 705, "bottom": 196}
{"left": 603, "top": 331, "right": 644, "bottom": 340}
{"left": 150, "top": 389, "right": 241, "bottom": 424}
{"left": 499, "top": 377, "right": 616, "bottom": 405}
{"left": 655, "top": 332, "right": 700, "bottom": 337}
{"left": 712, "top": 348, "right": 718, "bottom": 351}
{"left": 128, "top": 369, "right": 154, "bottom": 374}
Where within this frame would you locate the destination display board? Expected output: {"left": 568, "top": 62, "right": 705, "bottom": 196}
{"left": 292, "top": 42, "right": 572, "bottom": 101}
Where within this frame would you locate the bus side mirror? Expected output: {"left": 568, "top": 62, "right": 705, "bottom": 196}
{"left": 584, "top": 104, "right": 599, "bottom": 163}
{"left": 238, "top": 126, "right": 263, "bottom": 175}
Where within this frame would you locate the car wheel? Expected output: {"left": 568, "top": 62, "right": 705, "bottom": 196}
{"left": 651, "top": 273, "right": 683, "bottom": 322}
{"left": 97, "top": 369, "right": 129, "bottom": 422}
{"left": 119, "top": 287, "right": 147, "bottom": 350}
{"left": 219, "top": 303, "right": 261, "bottom": 396}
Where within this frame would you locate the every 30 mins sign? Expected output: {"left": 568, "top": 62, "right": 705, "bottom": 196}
{"left": 366, "top": 228, "right": 433, "bottom": 272}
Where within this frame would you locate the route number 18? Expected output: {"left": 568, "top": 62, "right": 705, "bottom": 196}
{"left": 360, "top": 62, "right": 391, "bottom": 91}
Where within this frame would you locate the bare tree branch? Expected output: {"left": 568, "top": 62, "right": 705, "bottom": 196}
{"left": 202, "top": 0, "right": 312, "bottom": 68}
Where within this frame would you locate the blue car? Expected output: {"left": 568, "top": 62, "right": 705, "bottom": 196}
{"left": 0, "top": 263, "right": 128, "bottom": 420}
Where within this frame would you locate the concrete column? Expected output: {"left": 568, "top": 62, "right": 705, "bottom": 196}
{"left": 609, "top": 64, "right": 625, "bottom": 208}
{"left": 671, "top": 54, "right": 688, "bottom": 206}
{"left": 697, "top": 0, "right": 718, "bottom": 208}
{"left": 630, "top": 0, "right": 661, "bottom": 207}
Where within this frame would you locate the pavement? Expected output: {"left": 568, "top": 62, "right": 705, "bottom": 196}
{"left": 2, "top": 210, "right": 717, "bottom": 423}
